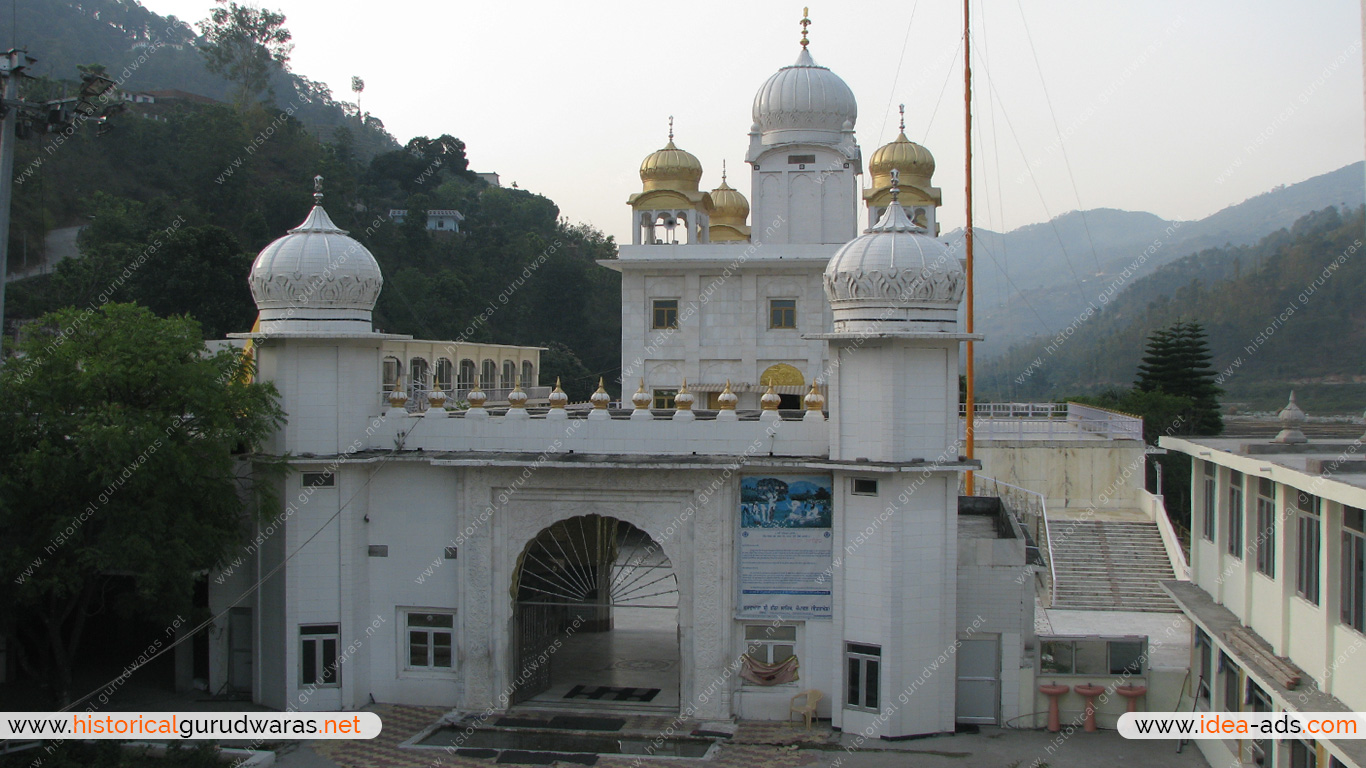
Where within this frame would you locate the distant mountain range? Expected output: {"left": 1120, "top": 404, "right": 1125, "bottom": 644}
{"left": 976, "top": 203, "right": 1365, "bottom": 414}
{"left": 945, "top": 162, "right": 1365, "bottom": 351}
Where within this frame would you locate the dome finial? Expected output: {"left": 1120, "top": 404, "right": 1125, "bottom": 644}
{"left": 800, "top": 7, "right": 811, "bottom": 48}
{"left": 313, "top": 174, "right": 324, "bottom": 205}
{"left": 721, "top": 159, "right": 727, "bottom": 184}
{"left": 898, "top": 103, "right": 906, "bottom": 134}
{"left": 668, "top": 115, "right": 674, "bottom": 143}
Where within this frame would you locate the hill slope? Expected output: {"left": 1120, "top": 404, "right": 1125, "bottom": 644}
{"left": 10, "top": 0, "right": 397, "bottom": 158}
{"left": 979, "top": 205, "right": 1366, "bottom": 413}
{"left": 949, "top": 162, "right": 1365, "bottom": 350}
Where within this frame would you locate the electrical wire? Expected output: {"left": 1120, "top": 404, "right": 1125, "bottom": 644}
{"left": 877, "top": 0, "right": 919, "bottom": 148}
{"left": 1014, "top": 0, "right": 1102, "bottom": 274}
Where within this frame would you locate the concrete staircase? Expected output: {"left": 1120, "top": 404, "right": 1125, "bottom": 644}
{"left": 1049, "top": 520, "right": 1179, "bottom": 612}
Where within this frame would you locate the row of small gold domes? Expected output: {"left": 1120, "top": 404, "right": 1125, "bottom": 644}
{"left": 389, "top": 376, "right": 826, "bottom": 412}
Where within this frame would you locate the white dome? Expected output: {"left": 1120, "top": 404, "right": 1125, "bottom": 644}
{"left": 823, "top": 199, "right": 964, "bottom": 334}
{"left": 752, "top": 48, "right": 857, "bottom": 145}
{"left": 248, "top": 202, "right": 383, "bottom": 333}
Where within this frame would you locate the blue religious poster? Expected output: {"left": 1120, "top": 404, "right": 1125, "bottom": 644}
{"left": 737, "top": 474, "right": 834, "bottom": 619}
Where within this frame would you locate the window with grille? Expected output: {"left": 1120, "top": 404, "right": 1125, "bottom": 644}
{"left": 1255, "top": 478, "right": 1276, "bottom": 577}
{"left": 769, "top": 299, "right": 796, "bottom": 329}
{"left": 406, "top": 611, "right": 454, "bottom": 669}
{"left": 1296, "top": 492, "right": 1322, "bottom": 605}
{"left": 1343, "top": 507, "right": 1364, "bottom": 633}
{"left": 743, "top": 625, "right": 797, "bottom": 686}
{"left": 1227, "top": 470, "right": 1244, "bottom": 558}
{"left": 300, "top": 625, "right": 340, "bottom": 687}
{"left": 653, "top": 389, "right": 676, "bottom": 410}
{"left": 652, "top": 299, "right": 679, "bottom": 330}
{"left": 844, "top": 643, "right": 881, "bottom": 712}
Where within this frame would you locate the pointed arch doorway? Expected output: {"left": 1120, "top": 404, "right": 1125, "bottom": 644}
{"left": 511, "top": 515, "right": 680, "bottom": 710}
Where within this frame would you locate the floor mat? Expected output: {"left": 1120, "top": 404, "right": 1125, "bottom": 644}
{"left": 563, "top": 685, "right": 660, "bottom": 703}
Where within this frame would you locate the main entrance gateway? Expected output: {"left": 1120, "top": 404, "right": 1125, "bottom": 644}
{"left": 511, "top": 515, "right": 680, "bottom": 708}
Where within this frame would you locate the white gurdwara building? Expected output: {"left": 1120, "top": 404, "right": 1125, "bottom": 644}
{"left": 210, "top": 28, "right": 1033, "bottom": 739}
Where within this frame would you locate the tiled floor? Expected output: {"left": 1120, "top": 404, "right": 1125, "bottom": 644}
{"left": 524, "top": 606, "right": 681, "bottom": 711}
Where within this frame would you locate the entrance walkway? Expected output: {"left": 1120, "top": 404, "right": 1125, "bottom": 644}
{"left": 523, "top": 606, "right": 680, "bottom": 711}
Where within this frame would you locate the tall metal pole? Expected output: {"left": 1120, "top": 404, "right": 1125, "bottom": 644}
{"left": 963, "top": 0, "right": 976, "bottom": 495}
{"left": 0, "top": 50, "right": 23, "bottom": 338}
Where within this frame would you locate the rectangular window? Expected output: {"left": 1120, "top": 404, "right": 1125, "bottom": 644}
{"left": 1227, "top": 470, "right": 1244, "bottom": 558}
{"left": 652, "top": 299, "right": 679, "bottom": 330}
{"left": 788, "top": 154, "right": 816, "bottom": 165}
{"left": 300, "top": 625, "right": 340, "bottom": 687}
{"left": 1290, "top": 739, "right": 1318, "bottom": 768}
{"left": 1255, "top": 478, "right": 1276, "bottom": 578}
{"left": 851, "top": 478, "right": 878, "bottom": 496}
{"left": 769, "top": 299, "right": 797, "bottom": 329}
{"left": 1296, "top": 492, "right": 1322, "bottom": 605}
{"left": 1343, "top": 507, "right": 1365, "bottom": 633}
{"left": 1202, "top": 462, "right": 1217, "bottom": 542}
{"left": 1219, "top": 652, "right": 1241, "bottom": 712}
{"left": 744, "top": 625, "right": 797, "bottom": 666}
{"left": 302, "top": 471, "right": 335, "bottom": 488}
{"left": 407, "top": 611, "right": 454, "bottom": 669}
{"left": 844, "top": 643, "right": 881, "bottom": 712}
{"left": 1194, "top": 628, "right": 1212, "bottom": 705}
{"left": 652, "top": 389, "right": 676, "bottom": 410}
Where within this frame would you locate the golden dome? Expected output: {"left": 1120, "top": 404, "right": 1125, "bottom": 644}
{"left": 709, "top": 177, "right": 749, "bottom": 226}
{"left": 640, "top": 136, "right": 704, "bottom": 193}
{"left": 870, "top": 130, "right": 935, "bottom": 189}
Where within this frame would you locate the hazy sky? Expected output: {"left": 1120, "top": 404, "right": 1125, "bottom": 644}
{"left": 146, "top": 0, "right": 1365, "bottom": 243}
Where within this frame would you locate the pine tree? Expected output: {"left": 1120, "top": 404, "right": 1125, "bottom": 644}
{"left": 1134, "top": 321, "right": 1223, "bottom": 435}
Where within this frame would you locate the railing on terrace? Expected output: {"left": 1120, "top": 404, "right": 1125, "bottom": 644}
{"left": 381, "top": 386, "right": 554, "bottom": 412}
{"left": 959, "top": 402, "right": 1142, "bottom": 442}
{"left": 971, "top": 474, "right": 1056, "bottom": 607}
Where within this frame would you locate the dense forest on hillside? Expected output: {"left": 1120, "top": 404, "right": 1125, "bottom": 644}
{"left": 6, "top": 70, "right": 621, "bottom": 399}
{"left": 981, "top": 206, "right": 1366, "bottom": 413}
{"left": 8, "top": 0, "right": 397, "bottom": 158}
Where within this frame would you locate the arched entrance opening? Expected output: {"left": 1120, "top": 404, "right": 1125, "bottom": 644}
{"left": 511, "top": 515, "right": 680, "bottom": 710}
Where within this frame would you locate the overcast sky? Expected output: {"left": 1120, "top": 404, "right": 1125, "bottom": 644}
{"left": 147, "top": 0, "right": 1365, "bottom": 243}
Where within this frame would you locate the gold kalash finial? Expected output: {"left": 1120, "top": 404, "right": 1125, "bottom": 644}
{"left": 898, "top": 103, "right": 906, "bottom": 134}
{"left": 800, "top": 8, "right": 811, "bottom": 48}
{"left": 668, "top": 115, "right": 674, "bottom": 143}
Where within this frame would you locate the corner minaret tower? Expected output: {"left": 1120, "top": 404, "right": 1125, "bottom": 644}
{"left": 746, "top": 9, "right": 861, "bottom": 244}
{"left": 814, "top": 171, "right": 979, "bottom": 739}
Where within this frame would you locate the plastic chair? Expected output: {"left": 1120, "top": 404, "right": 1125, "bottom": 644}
{"left": 789, "top": 689, "right": 823, "bottom": 729}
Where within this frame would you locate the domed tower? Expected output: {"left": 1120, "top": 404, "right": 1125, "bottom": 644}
{"left": 249, "top": 176, "right": 383, "bottom": 335}
{"left": 242, "top": 176, "right": 401, "bottom": 455}
{"left": 864, "top": 105, "right": 943, "bottom": 233}
{"left": 816, "top": 171, "right": 978, "bottom": 739}
{"left": 745, "top": 10, "right": 860, "bottom": 245}
{"left": 707, "top": 162, "right": 751, "bottom": 242}
{"left": 627, "top": 118, "right": 713, "bottom": 245}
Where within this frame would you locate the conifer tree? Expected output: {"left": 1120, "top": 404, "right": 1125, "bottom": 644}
{"left": 1135, "top": 320, "right": 1223, "bottom": 435}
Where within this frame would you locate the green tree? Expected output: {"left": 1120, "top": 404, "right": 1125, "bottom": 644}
{"left": 0, "top": 304, "right": 283, "bottom": 704}
{"left": 197, "top": 0, "right": 293, "bottom": 106}
{"left": 1135, "top": 320, "right": 1223, "bottom": 435}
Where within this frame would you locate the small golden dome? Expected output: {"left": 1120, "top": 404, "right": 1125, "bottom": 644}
{"left": 640, "top": 140, "right": 704, "bottom": 192}
{"left": 548, "top": 378, "right": 568, "bottom": 409}
{"left": 716, "top": 380, "right": 738, "bottom": 411}
{"left": 673, "top": 378, "right": 695, "bottom": 411}
{"left": 466, "top": 377, "right": 487, "bottom": 408}
{"left": 427, "top": 387, "right": 448, "bottom": 409}
{"left": 804, "top": 382, "right": 825, "bottom": 411}
{"left": 590, "top": 377, "right": 611, "bottom": 409}
{"left": 632, "top": 379, "right": 652, "bottom": 410}
{"left": 709, "top": 178, "right": 750, "bottom": 226}
{"left": 760, "top": 383, "right": 781, "bottom": 411}
{"left": 388, "top": 387, "right": 409, "bottom": 408}
{"left": 507, "top": 379, "right": 528, "bottom": 408}
{"left": 870, "top": 131, "right": 935, "bottom": 189}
